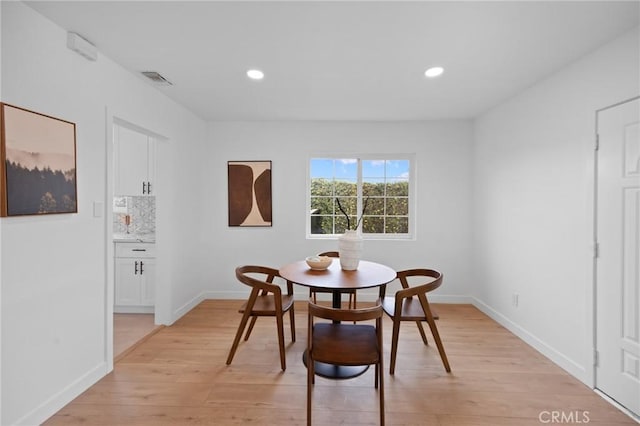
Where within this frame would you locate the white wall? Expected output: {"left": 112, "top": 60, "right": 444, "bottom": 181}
{"left": 204, "top": 120, "right": 474, "bottom": 301}
{"left": 2, "top": 1, "right": 635, "bottom": 424}
{"left": 0, "top": 2, "right": 208, "bottom": 425}
{"left": 472, "top": 27, "right": 640, "bottom": 384}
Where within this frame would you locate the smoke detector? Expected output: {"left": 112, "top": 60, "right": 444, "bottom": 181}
{"left": 141, "top": 71, "right": 172, "bottom": 86}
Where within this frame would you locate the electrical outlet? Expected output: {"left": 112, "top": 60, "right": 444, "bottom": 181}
{"left": 512, "top": 293, "right": 519, "bottom": 307}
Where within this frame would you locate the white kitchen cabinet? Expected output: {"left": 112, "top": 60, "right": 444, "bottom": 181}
{"left": 113, "top": 124, "right": 156, "bottom": 196}
{"left": 114, "top": 242, "right": 156, "bottom": 313}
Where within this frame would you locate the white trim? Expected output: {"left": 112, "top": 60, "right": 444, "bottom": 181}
{"left": 594, "top": 389, "right": 640, "bottom": 424}
{"left": 114, "top": 306, "right": 155, "bottom": 314}
{"left": 472, "top": 297, "right": 588, "bottom": 384}
{"left": 202, "top": 291, "right": 473, "bottom": 304}
{"left": 106, "top": 109, "right": 172, "bottom": 364}
{"left": 104, "top": 107, "right": 115, "bottom": 374}
{"left": 15, "top": 362, "right": 107, "bottom": 426}
{"left": 172, "top": 292, "right": 209, "bottom": 325}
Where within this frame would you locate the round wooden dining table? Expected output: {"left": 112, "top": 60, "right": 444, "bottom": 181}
{"left": 279, "top": 259, "right": 397, "bottom": 379}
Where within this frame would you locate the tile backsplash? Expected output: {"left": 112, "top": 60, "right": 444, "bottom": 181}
{"left": 113, "top": 196, "right": 156, "bottom": 235}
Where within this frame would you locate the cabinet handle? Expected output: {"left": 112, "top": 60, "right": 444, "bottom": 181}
{"left": 140, "top": 261, "right": 144, "bottom": 275}
{"left": 132, "top": 249, "right": 146, "bottom": 252}
{"left": 134, "top": 261, "right": 138, "bottom": 275}
{"left": 142, "top": 181, "right": 152, "bottom": 194}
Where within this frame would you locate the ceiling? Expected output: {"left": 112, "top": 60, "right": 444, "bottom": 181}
{"left": 25, "top": 1, "right": 640, "bottom": 121}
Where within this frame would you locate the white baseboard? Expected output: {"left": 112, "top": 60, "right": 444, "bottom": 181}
{"left": 114, "top": 305, "right": 154, "bottom": 314}
{"left": 17, "top": 362, "right": 107, "bottom": 426}
{"left": 471, "top": 296, "right": 587, "bottom": 384}
{"left": 424, "top": 294, "right": 474, "bottom": 304}
{"left": 202, "top": 291, "right": 473, "bottom": 304}
{"left": 172, "top": 292, "right": 208, "bottom": 324}
{"left": 594, "top": 389, "right": 640, "bottom": 423}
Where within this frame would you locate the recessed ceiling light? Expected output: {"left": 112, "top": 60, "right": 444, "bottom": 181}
{"left": 247, "top": 69, "right": 264, "bottom": 80}
{"left": 424, "top": 67, "right": 444, "bottom": 78}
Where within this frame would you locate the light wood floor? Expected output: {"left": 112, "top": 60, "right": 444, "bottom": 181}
{"left": 46, "top": 301, "right": 635, "bottom": 425}
{"left": 113, "top": 313, "right": 162, "bottom": 362}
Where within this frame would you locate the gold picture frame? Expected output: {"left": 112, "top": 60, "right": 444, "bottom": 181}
{"left": 0, "top": 103, "right": 77, "bottom": 216}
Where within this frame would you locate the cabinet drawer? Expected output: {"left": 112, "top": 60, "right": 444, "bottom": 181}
{"left": 115, "top": 243, "right": 156, "bottom": 258}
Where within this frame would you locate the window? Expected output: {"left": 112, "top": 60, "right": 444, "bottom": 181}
{"left": 308, "top": 156, "right": 414, "bottom": 238}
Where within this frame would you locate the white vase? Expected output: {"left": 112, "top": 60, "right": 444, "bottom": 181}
{"left": 338, "top": 230, "right": 363, "bottom": 270}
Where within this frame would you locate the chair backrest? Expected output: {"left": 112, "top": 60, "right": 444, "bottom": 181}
{"left": 308, "top": 299, "right": 382, "bottom": 323}
{"left": 317, "top": 251, "right": 339, "bottom": 258}
{"left": 397, "top": 268, "right": 443, "bottom": 293}
{"left": 235, "top": 265, "right": 293, "bottom": 296}
{"left": 379, "top": 268, "right": 443, "bottom": 299}
{"left": 391, "top": 269, "right": 443, "bottom": 321}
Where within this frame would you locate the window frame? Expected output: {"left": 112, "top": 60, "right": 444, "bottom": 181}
{"left": 306, "top": 153, "right": 416, "bottom": 240}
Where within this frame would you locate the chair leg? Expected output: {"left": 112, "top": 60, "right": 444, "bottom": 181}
{"left": 416, "top": 321, "right": 429, "bottom": 345}
{"left": 389, "top": 320, "right": 401, "bottom": 374}
{"left": 378, "top": 319, "right": 385, "bottom": 426}
{"left": 275, "top": 312, "right": 287, "bottom": 371}
{"left": 244, "top": 316, "right": 258, "bottom": 341}
{"left": 379, "top": 358, "right": 385, "bottom": 426}
{"left": 374, "top": 363, "right": 379, "bottom": 389}
{"left": 350, "top": 292, "right": 358, "bottom": 324}
{"left": 307, "top": 350, "right": 313, "bottom": 426}
{"left": 425, "top": 316, "right": 451, "bottom": 372}
{"left": 226, "top": 310, "right": 253, "bottom": 365}
{"left": 289, "top": 307, "right": 296, "bottom": 342}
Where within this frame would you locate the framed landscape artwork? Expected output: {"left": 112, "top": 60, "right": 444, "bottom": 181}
{"left": 227, "top": 160, "right": 272, "bottom": 227}
{"left": 0, "top": 103, "right": 77, "bottom": 216}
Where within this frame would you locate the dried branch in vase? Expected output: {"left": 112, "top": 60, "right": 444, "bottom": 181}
{"left": 336, "top": 197, "right": 369, "bottom": 231}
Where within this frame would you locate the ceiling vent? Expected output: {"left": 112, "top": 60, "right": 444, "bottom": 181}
{"left": 141, "top": 71, "right": 172, "bottom": 86}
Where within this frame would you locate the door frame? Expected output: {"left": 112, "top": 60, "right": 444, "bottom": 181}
{"left": 592, "top": 95, "right": 640, "bottom": 416}
{"left": 104, "top": 107, "right": 169, "bottom": 372}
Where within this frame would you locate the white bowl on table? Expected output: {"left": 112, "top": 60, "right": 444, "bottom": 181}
{"left": 305, "top": 256, "right": 332, "bottom": 271}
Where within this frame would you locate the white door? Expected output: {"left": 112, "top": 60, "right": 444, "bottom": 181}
{"left": 596, "top": 97, "right": 640, "bottom": 417}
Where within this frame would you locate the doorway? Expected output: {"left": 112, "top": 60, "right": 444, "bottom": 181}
{"left": 108, "top": 115, "right": 165, "bottom": 366}
{"left": 595, "top": 96, "right": 640, "bottom": 418}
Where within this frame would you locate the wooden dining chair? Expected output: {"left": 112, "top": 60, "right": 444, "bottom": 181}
{"left": 306, "top": 300, "right": 385, "bottom": 425}
{"left": 308, "top": 251, "right": 357, "bottom": 309}
{"left": 226, "top": 265, "right": 296, "bottom": 371}
{"left": 379, "top": 268, "right": 451, "bottom": 374}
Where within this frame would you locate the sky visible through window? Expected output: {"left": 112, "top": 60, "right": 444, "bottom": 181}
{"left": 311, "top": 158, "right": 409, "bottom": 181}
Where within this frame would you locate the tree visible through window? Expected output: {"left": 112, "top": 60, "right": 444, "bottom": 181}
{"left": 309, "top": 157, "right": 412, "bottom": 237}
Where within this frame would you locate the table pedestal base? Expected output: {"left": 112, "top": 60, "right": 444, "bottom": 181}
{"left": 303, "top": 351, "right": 369, "bottom": 379}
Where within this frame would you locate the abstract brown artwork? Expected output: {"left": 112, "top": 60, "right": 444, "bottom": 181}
{"left": 228, "top": 161, "right": 272, "bottom": 226}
